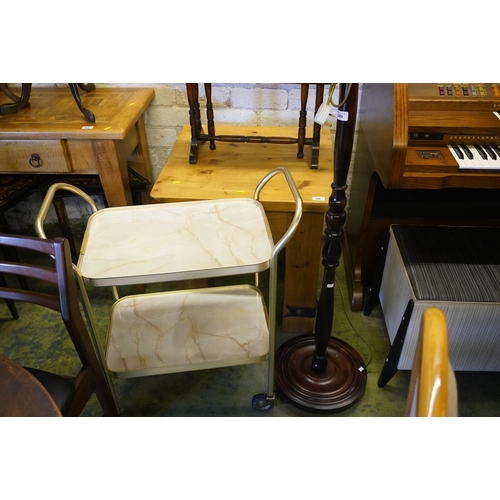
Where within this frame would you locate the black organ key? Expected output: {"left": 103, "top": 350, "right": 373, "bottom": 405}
{"left": 462, "top": 144, "right": 474, "bottom": 159}
{"left": 474, "top": 144, "right": 487, "bottom": 160}
{"left": 452, "top": 144, "right": 464, "bottom": 159}
{"left": 483, "top": 144, "right": 497, "bottom": 160}
{"left": 449, "top": 143, "right": 500, "bottom": 169}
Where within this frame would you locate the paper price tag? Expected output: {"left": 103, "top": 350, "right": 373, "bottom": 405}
{"left": 337, "top": 110, "right": 349, "bottom": 122}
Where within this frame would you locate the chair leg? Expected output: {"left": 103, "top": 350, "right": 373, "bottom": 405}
{"left": 68, "top": 83, "right": 95, "bottom": 124}
{"left": 0, "top": 83, "right": 32, "bottom": 115}
{"left": 364, "top": 231, "right": 390, "bottom": 316}
{"left": 5, "top": 299, "right": 19, "bottom": 320}
{"left": 95, "top": 381, "right": 121, "bottom": 417}
{"left": 72, "top": 269, "right": 121, "bottom": 414}
{"left": 0, "top": 273, "right": 19, "bottom": 320}
{"left": 64, "top": 367, "right": 119, "bottom": 417}
{"left": 378, "top": 299, "right": 414, "bottom": 387}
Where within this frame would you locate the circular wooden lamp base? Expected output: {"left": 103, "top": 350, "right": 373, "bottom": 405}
{"left": 275, "top": 334, "right": 367, "bottom": 413}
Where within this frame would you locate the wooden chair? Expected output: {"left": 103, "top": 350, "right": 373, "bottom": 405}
{"left": 0, "top": 233, "right": 119, "bottom": 416}
{"left": 406, "top": 307, "right": 458, "bottom": 417}
{"left": 0, "top": 83, "right": 96, "bottom": 123}
{"left": 0, "top": 354, "right": 63, "bottom": 416}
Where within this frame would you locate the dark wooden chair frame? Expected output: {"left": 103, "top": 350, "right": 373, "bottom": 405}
{"left": 0, "top": 233, "right": 119, "bottom": 416}
{"left": 0, "top": 83, "right": 96, "bottom": 123}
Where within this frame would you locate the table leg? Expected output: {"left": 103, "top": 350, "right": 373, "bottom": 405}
{"left": 297, "top": 84, "right": 308, "bottom": 159}
{"left": 128, "top": 115, "right": 153, "bottom": 204}
{"left": 204, "top": 84, "right": 216, "bottom": 150}
{"left": 186, "top": 83, "right": 201, "bottom": 164}
{"left": 266, "top": 211, "right": 323, "bottom": 334}
{"left": 92, "top": 140, "right": 132, "bottom": 207}
{"left": 311, "top": 83, "right": 324, "bottom": 169}
{"left": 281, "top": 211, "right": 324, "bottom": 333}
{"left": 52, "top": 197, "right": 79, "bottom": 262}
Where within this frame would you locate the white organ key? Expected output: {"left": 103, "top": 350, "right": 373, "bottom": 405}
{"left": 449, "top": 144, "right": 474, "bottom": 169}
{"left": 448, "top": 144, "right": 500, "bottom": 169}
{"left": 472, "top": 145, "right": 500, "bottom": 169}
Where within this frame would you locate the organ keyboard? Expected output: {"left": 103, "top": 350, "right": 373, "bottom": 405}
{"left": 344, "top": 83, "right": 500, "bottom": 311}
{"left": 366, "top": 83, "right": 500, "bottom": 189}
{"left": 448, "top": 144, "right": 500, "bottom": 170}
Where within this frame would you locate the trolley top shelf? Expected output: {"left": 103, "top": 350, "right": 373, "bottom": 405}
{"left": 78, "top": 198, "right": 274, "bottom": 287}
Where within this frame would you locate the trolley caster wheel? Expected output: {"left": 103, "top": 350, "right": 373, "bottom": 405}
{"left": 252, "top": 393, "right": 274, "bottom": 411}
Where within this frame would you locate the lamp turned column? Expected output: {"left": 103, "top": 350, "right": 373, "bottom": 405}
{"left": 274, "top": 83, "right": 367, "bottom": 412}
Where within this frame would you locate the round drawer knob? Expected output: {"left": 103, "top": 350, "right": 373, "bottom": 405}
{"left": 29, "top": 153, "right": 43, "bottom": 168}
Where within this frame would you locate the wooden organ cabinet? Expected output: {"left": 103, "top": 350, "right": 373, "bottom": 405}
{"left": 345, "top": 83, "right": 500, "bottom": 311}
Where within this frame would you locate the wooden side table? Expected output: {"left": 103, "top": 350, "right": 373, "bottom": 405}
{"left": 151, "top": 124, "right": 335, "bottom": 333}
{"left": 0, "top": 87, "right": 154, "bottom": 207}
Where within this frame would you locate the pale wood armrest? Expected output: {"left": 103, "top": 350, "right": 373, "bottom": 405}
{"left": 406, "top": 307, "right": 458, "bottom": 417}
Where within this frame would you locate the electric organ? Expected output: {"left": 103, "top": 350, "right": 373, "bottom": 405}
{"left": 345, "top": 83, "right": 500, "bottom": 310}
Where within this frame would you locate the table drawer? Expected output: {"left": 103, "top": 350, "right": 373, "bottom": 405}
{"left": 0, "top": 140, "right": 71, "bottom": 173}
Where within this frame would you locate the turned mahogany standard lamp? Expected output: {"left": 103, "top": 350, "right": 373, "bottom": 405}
{"left": 275, "top": 83, "right": 367, "bottom": 412}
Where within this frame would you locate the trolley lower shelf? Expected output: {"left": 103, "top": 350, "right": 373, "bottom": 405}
{"left": 106, "top": 285, "right": 270, "bottom": 378}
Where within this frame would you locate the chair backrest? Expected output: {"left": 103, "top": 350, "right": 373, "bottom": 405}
{"left": 406, "top": 307, "right": 458, "bottom": 417}
{"left": 0, "top": 233, "right": 118, "bottom": 416}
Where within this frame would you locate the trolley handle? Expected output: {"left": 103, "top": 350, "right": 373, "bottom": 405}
{"left": 35, "top": 182, "right": 99, "bottom": 240}
{"left": 253, "top": 167, "right": 303, "bottom": 256}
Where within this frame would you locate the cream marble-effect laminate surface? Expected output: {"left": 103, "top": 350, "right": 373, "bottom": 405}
{"left": 106, "top": 285, "right": 270, "bottom": 378}
{"left": 78, "top": 199, "right": 274, "bottom": 286}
